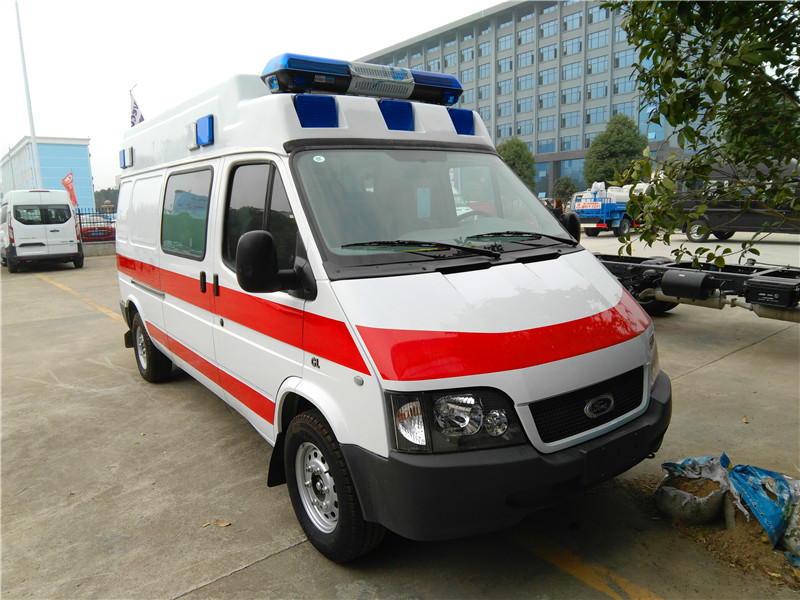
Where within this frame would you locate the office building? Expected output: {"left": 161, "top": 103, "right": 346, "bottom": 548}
{"left": 1, "top": 137, "right": 95, "bottom": 209}
{"left": 361, "top": 0, "right": 676, "bottom": 196}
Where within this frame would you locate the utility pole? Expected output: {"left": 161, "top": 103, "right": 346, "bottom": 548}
{"left": 16, "top": 0, "right": 42, "bottom": 188}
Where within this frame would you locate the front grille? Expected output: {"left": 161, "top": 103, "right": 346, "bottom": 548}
{"left": 529, "top": 367, "right": 645, "bottom": 443}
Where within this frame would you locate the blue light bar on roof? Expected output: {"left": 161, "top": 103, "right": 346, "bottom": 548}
{"left": 262, "top": 53, "right": 462, "bottom": 106}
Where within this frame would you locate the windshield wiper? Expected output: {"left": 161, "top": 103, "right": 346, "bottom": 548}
{"left": 341, "top": 239, "right": 501, "bottom": 259}
{"left": 466, "top": 230, "right": 578, "bottom": 246}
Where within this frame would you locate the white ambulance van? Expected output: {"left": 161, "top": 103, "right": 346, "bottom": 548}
{"left": 1, "top": 189, "right": 84, "bottom": 272}
{"left": 117, "top": 54, "right": 671, "bottom": 562}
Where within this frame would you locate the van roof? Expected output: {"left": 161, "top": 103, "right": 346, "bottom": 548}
{"left": 4, "top": 189, "right": 71, "bottom": 204}
{"left": 120, "top": 74, "right": 492, "bottom": 176}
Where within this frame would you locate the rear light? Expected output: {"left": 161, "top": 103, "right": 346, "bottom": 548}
{"left": 74, "top": 212, "right": 81, "bottom": 240}
{"left": 8, "top": 221, "right": 14, "bottom": 244}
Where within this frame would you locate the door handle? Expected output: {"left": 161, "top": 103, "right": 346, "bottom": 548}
{"left": 213, "top": 274, "right": 220, "bottom": 297}
{"left": 200, "top": 271, "right": 207, "bottom": 293}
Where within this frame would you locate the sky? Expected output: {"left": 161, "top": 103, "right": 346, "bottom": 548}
{"left": 1, "top": 0, "right": 499, "bottom": 190}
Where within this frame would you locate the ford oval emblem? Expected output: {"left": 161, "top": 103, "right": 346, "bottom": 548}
{"left": 584, "top": 393, "right": 615, "bottom": 419}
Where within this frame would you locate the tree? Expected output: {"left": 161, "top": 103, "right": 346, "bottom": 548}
{"left": 582, "top": 113, "right": 649, "bottom": 187}
{"left": 611, "top": 0, "right": 800, "bottom": 265}
{"left": 497, "top": 137, "right": 537, "bottom": 192}
{"left": 552, "top": 176, "right": 579, "bottom": 213}
{"left": 94, "top": 187, "right": 119, "bottom": 211}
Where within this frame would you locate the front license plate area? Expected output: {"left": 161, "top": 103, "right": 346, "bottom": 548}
{"left": 580, "top": 431, "right": 646, "bottom": 485}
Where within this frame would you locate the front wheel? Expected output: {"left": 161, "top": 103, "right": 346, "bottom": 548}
{"left": 131, "top": 313, "right": 172, "bottom": 382}
{"left": 713, "top": 230, "right": 735, "bottom": 241}
{"left": 686, "top": 219, "right": 710, "bottom": 242}
{"left": 284, "top": 409, "right": 385, "bottom": 563}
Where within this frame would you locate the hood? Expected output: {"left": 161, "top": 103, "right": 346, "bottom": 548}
{"left": 331, "top": 250, "right": 651, "bottom": 382}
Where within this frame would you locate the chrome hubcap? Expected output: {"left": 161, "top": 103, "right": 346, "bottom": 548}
{"left": 295, "top": 442, "right": 338, "bottom": 533}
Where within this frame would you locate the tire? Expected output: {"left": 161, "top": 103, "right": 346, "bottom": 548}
{"left": 686, "top": 219, "right": 710, "bottom": 242}
{"left": 584, "top": 228, "right": 601, "bottom": 237}
{"left": 7, "top": 258, "right": 19, "bottom": 273}
{"left": 73, "top": 255, "right": 84, "bottom": 269}
{"left": 131, "top": 313, "right": 172, "bottom": 382}
{"left": 639, "top": 298, "right": 679, "bottom": 316}
{"left": 284, "top": 409, "right": 385, "bottom": 563}
{"left": 713, "top": 230, "right": 735, "bottom": 241}
{"left": 613, "top": 217, "right": 632, "bottom": 238}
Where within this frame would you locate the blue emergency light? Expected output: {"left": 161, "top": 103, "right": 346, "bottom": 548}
{"left": 262, "top": 53, "right": 462, "bottom": 106}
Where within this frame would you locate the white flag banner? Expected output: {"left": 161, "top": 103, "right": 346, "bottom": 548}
{"left": 130, "top": 92, "right": 144, "bottom": 127}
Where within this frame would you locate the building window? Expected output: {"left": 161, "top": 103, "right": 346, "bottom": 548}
{"left": 560, "top": 158, "right": 585, "bottom": 186}
{"left": 460, "top": 89, "right": 474, "bottom": 104}
{"left": 478, "top": 106, "right": 491, "bottom": 120}
{"left": 615, "top": 49, "right": 636, "bottom": 68}
{"left": 427, "top": 58, "right": 440, "bottom": 71}
{"left": 613, "top": 75, "right": 636, "bottom": 94}
{"left": 587, "top": 29, "right": 609, "bottom": 50}
{"left": 463, "top": 31, "right": 474, "bottom": 42}
{"left": 462, "top": 47, "right": 474, "bottom": 62}
{"left": 586, "top": 106, "right": 608, "bottom": 125}
{"left": 412, "top": 50, "right": 422, "bottom": 59}
{"left": 613, "top": 100, "right": 636, "bottom": 118}
{"left": 480, "top": 22, "right": 491, "bottom": 36}
{"left": 562, "top": 61, "right": 582, "bottom": 80}
{"left": 585, "top": 131, "right": 599, "bottom": 147}
{"left": 561, "top": 110, "right": 580, "bottom": 128}
{"left": 520, "top": 11, "right": 534, "bottom": 22}
{"left": 497, "top": 101, "right": 513, "bottom": 117}
{"left": 479, "top": 84, "right": 491, "bottom": 100}
{"left": 538, "top": 115, "right": 556, "bottom": 131}
{"left": 479, "top": 63, "right": 491, "bottom": 79}
{"left": 517, "top": 119, "right": 533, "bottom": 135}
{"left": 428, "top": 43, "right": 440, "bottom": 54}
{"left": 478, "top": 41, "right": 491, "bottom": 57}
{"left": 497, "top": 123, "right": 512, "bottom": 138}
{"left": 498, "top": 34, "right": 513, "bottom": 52}
{"left": 588, "top": 5, "right": 609, "bottom": 24}
{"left": 517, "top": 73, "right": 535, "bottom": 91}
{"left": 498, "top": 57, "right": 513, "bottom": 73}
{"left": 560, "top": 135, "right": 580, "bottom": 151}
{"left": 499, "top": 16, "right": 513, "bottom": 29}
{"left": 497, "top": 79, "right": 513, "bottom": 95}
{"left": 615, "top": 26, "right": 626, "bottom": 43}
{"left": 539, "top": 67, "right": 557, "bottom": 86}
{"left": 445, "top": 38, "right": 457, "bottom": 47}
{"left": 461, "top": 67, "right": 474, "bottom": 83}
{"left": 586, "top": 55, "right": 609, "bottom": 75}
{"left": 539, "top": 43, "right": 557, "bottom": 62}
{"left": 540, "top": 19, "right": 558, "bottom": 38}
{"left": 586, "top": 81, "right": 608, "bottom": 99}
{"left": 518, "top": 27, "right": 535, "bottom": 46}
{"left": 563, "top": 12, "right": 583, "bottom": 32}
{"left": 539, "top": 91, "right": 556, "bottom": 109}
{"left": 517, "top": 50, "right": 534, "bottom": 68}
{"left": 541, "top": 2, "right": 557, "bottom": 14}
{"left": 518, "top": 96, "right": 534, "bottom": 113}
{"left": 563, "top": 37, "right": 582, "bottom": 56}
{"left": 562, "top": 86, "right": 581, "bottom": 104}
{"left": 411, "top": 63, "right": 423, "bottom": 71}
{"left": 537, "top": 137, "right": 556, "bottom": 153}
{"left": 444, "top": 53, "right": 457, "bottom": 68}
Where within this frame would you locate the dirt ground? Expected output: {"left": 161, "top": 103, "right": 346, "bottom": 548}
{"left": 619, "top": 474, "right": 800, "bottom": 591}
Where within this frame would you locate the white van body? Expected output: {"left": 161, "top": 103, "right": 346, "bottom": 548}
{"left": 117, "top": 56, "right": 671, "bottom": 562}
{"left": 1, "top": 189, "right": 84, "bottom": 272}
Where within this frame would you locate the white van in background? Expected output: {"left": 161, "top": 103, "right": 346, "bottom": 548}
{"left": 1, "top": 190, "right": 84, "bottom": 272}
{"left": 116, "top": 54, "right": 672, "bottom": 563}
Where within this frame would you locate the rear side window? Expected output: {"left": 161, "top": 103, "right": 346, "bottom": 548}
{"left": 44, "top": 205, "right": 71, "bottom": 224}
{"left": 161, "top": 169, "right": 213, "bottom": 259}
{"left": 222, "top": 162, "right": 297, "bottom": 270}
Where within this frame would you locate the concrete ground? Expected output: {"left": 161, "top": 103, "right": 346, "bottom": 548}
{"left": 1, "top": 234, "right": 798, "bottom": 599}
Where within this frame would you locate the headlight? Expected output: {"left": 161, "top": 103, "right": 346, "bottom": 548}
{"left": 388, "top": 389, "right": 527, "bottom": 453}
{"left": 649, "top": 330, "right": 661, "bottom": 389}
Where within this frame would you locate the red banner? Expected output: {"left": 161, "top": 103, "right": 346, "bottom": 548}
{"left": 61, "top": 172, "right": 77, "bottom": 207}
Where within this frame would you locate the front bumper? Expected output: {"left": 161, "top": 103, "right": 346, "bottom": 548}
{"left": 342, "top": 370, "right": 671, "bottom": 541}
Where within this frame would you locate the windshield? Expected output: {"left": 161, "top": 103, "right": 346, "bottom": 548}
{"left": 294, "top": 148, "right": 569, "bottom": 267}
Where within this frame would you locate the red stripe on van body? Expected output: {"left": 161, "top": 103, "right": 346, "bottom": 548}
{"left": 145, "top": 321, "right": 275, "bottom": 424}
{"left": 117, "top": 254, "right": 161, "bottom": 289}
{"left": 357, "top": 291, "right": 651, "bottom": 381}
{"left": 119, "top": 254, "right": 369, "bottom": 374}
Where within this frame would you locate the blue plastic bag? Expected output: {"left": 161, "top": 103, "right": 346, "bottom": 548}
{"left": 721, "top": 452, "right": 794, "bottom": 548}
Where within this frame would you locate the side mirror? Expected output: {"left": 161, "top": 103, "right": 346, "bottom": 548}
{"left": 560, "top": 212, "right": 581, "bottom": 242}
{"left": 236, "top": 230, "right": 298, "bottom": 293}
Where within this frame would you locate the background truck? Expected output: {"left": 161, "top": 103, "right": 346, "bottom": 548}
{"left": 572, "top": 182, "right": 647, "bottom": 237}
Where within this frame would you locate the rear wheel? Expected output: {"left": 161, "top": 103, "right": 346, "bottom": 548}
{"left": 7, "top": 258, "right": 19, "bottom": 273}
{"left": 284, "top": 409, "right": 385, "bottom": 563}
{"left": 73, "top": 255, "right": 84, "bottom": 269}
{"left": 131, "top": 313, "right": 172, "bottom": 382}
{"left": 713, "top": 230, "right": 735, "bottom": 241}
